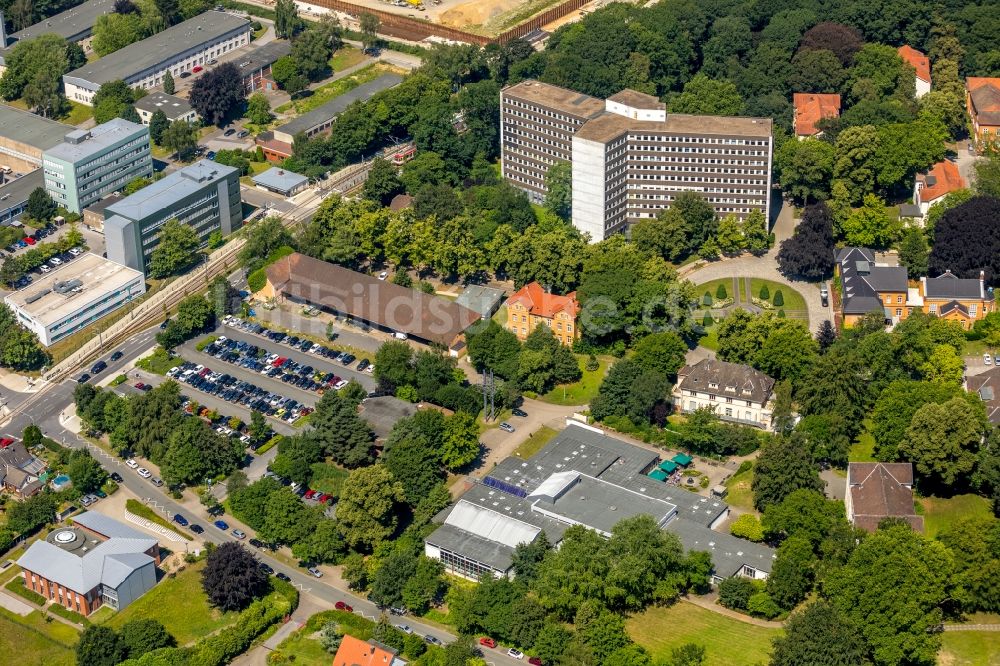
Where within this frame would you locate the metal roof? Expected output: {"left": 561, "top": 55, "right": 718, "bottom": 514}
{"left": 73, "top": 509, "right": 151, "bottom": 539}
{"left": 444, "top": 500, "right": 541, "bottom": 548}
{"left": 0, "top": 104, "right": 72, "bottom": 152}
{"left": 233, "top": 40, "right": 291, "bottom": 77}
{"left": 275, "top": 73, "right": 403, "bottom": 138}
{"left": 43, "top": 118, "right": 147, "bottom": 164}
{"left": 669, "top": 517, "right": 776, "bottom": 577}
{"left": 455, "top": 285, "right": 505, "bottom": 318}
{"left": 104, "top": 159, "right": 237, "bottom": 221}
{"left": 0, "top": 169, "right": 44, "bottom": 215}
{"left": 1, "top": 0, "right": 115, "bottom": 52}
{"left": 134, "top": 91, "right": 194, "bottom": 120}
{"left": 252, "top": 167, "right": 307, "bottom": 194}
{"left": 64, "top": 10, "right": 251, "bottom": 87}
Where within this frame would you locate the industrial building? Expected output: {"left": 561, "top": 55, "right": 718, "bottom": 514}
{"left": 5, "top": 253, "right": 145, "bottom": 346}
{"left": 0, "top": 0, "right": 116, "bottom": 69}
{"left": 0, "top": 170, "right": 44, "bottom": 224}
{"left": 134, "top": 92, "right": 198, "bottom": 125}
{"left": 500, "top": 80, "right": 774, "bottom": 241}
{"left": 42, "top": 118, "right": 152, "bottom": 214}
{"left": 63, "top": 11, "right": 252, "bottom": 105}
{"left": 424, "top": 422, "right": 774, "bottom": 583}
{"left": 17, "top": 511, "right": 159, "bottom": 616}
{"left": 104, "top": 160, "right": 241, "bottom": 274}
{"left": 0, "top": 104, "right": 72, "bottom": 173}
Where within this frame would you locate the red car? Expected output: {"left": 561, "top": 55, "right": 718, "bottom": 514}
{"left": 192, "top": 65, "right": 203, "bottom": 73}
{"left": 134, "top": 382, "right": 145, "bottom": 390}
{"left": 24, "top": 237, "right": 35, "bottom": 245}
{"left": 479, "top": 637, "right": 497, "bottom": 648}
{"left": 335, "top": 601, "right": 353, "bottom": 612}
{"left": 304, "top": 490, "right": 316, "bottom": 499}
{"left": 529, "top": 658, "right": 543, "bottom": 666}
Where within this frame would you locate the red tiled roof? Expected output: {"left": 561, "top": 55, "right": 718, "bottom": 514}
{"left": 898, "top": 45, "right": 931, "bottom": 83}
{"left": 506, "top": 282, "right": 579, "bottom": 319}
{"left": 967, "top": 78, "right": 1000, "bottom": 126}
{"left": 332, "top": 635, "right": 397, "bottom": 666}
{"left": 792, "top": 93, "right": 841, "bottom": 136}
{"left": 916, "top": 160, "right": 966, "bottom": 204}
{"left": 847, "top": 462, "right": 923, "bottom": 533}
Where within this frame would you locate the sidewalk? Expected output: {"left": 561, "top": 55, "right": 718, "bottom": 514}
{"left": 681, "top": 594, "right": 784, "bottom": 629}
{"left": 0, "top": 368, "right": 44, "bottom": 394}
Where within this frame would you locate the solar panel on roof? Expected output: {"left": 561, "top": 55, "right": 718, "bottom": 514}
{"left": 483, "top": 476, "right": 527, "bottom": 498}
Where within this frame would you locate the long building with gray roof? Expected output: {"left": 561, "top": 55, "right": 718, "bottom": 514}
{"left": 0, "top": 103, "right": 72, "bottom": 173}
{"left": 0, "top": 0, "right": 116, "bottom": 66}
{"left": 63, "top": 10, "right": 251, "bottom": 105}
{"left": 425, "top": 421, "right": 774, "bottom": 583}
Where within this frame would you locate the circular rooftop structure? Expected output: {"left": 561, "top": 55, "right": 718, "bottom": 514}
{"left": 45, "top": 527, "right": 98, "bottom": 554}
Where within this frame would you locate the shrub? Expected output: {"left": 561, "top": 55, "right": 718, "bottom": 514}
{"left": 702, "top": 312, "right": 713, "bottom": 327}
{"left": 730, "top": 514, "right": 765, "bottom": 542}
{"left": 773, "top": 290, "right": 784, "bottom": 306}
{"left": 718, "top": 576, "right": 756, "bottom": 610}
{"left": 195, "top": 336, "right": 217, "bottom": 352}
{"left": 585, "top": 354, "right": 599, "bottom": 372}
{"left": 747, "top": 592, "right": 781, "bottom": 619}
{"left": 703, "top": 291, "right": 713, "bottom": 306}
{"left": 716, "top": 283, "right": 728, "bottom": 299}
{"left": 777, "top": 309, "right": 786, "bottom": 318}
{"left": 736, "top": 460, "right": 753, "bottom": 475}
{"left": 247, "top": 269, "right": 266, "bottom": 292}
{"left": 759, "top": 284, "right": 770, "bottom": 300}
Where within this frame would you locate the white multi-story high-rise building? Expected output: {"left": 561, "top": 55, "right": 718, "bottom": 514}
{"left": 500, "top": 80, "right": 774, "bottom": 241}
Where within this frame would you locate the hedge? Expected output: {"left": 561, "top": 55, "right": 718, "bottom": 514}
{"left": 196, "top": 336, "right": 218, "bottom": 352}
{"left": 47, "top": 601, "right": 90, "bottom": 625}
{"left": 5, "top": 577, "right": 46, "bottom": 605}
{"left": 255, "top": 433, "right": 283, "bottom": 455}
{"left": 247, "top": 269, "right": 266, "bottom": 292}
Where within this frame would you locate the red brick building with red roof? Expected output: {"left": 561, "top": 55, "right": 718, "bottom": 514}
{"left": 505, "top": 281, "right": 580, "bottom": 345}
{"left": 792, "top": 93, "right": 841, "bottom": 138}
{"left": 332, "top": 635, "right": 404, "bottom": 666}
{"left": 898, "top": 45, "right": 931, "bottom": 97}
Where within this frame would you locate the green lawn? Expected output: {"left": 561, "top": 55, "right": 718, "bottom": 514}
{"left": 125, "top": 499, "right": 190, "bottom": 541}
{"left": 135, "top": 347, "right": 178, "bottom": 375}
{"left": 940, "top": 630, "right": 1000, "bottom": 665}
{"left": 749, "top": 278, "right": 807, "bottom": 311}
{"left": 698, "top": 324, "right": 720, "bottom": 351}
{"left": 626, "top": 601, "right": 780, "bottom": 666}
{"left": 60, "top": 102, "right": 93, "bottom": 126}
{"left": 105, "top": 561, "right": 236, "bottom": 645}
{"left": 540, "top": 355, "right": 610, "bottom": 406}
{"left": 694, "top": 278, "right": 738, "bottom": 305}
{"left": 330, "top": 46, "right": 367, "bottom": 71}
{"left": 723, "top": 464, "right": 755, "bottom": 512}
{"left": 274, "top": 609, "right": 375, "bottom": 664}
{"left": 916, "top": 494, "right": 992, "bottom": 539}
{"left": 849, "top": 432, "right": 877, "bottom": 462}
{"left": 274, "top": 64, "right": 383, "bottom": 115}
{"left": 513, "top": 426, "right": 558, "bottom": 459}
{"left": 0, "top": 608, "right": 77, "bottom": 666}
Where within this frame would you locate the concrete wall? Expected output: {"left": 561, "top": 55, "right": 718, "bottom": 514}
{"left": 571, "top": 136, "right": 608, "bottom": 241}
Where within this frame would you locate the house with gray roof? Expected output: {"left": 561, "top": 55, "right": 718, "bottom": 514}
{"left": 969, "top": 367, "right": 1000, "bottom": 424}
{"left": 252, "top": 167, "right": 308, "bottom": 196}
{"left": 0, "top": 437, "right": 45, "bottom": 498}
{"left": 672, "top": 358, "right": 776, "bottom": 429}
{"left": 424, "top": 421, "right": 774, "bottom": 583}
{"left": 0, "top": 0, "right": 116, "bottom": 66}
{"left": 455, "top": 285, "right": 505, "bottom": 319}
{"left": 17, "top": 511, "right": 159, "bottom": 615}
{"left": 835, "top": 247, "right": 995, "bottom": 329}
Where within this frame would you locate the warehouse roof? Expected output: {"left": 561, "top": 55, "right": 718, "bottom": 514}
{"left": 104, "top": 160, "right": 237, "bottom": 221}
{"left": 0, "top": 169, "right": 44, "bottom": 214}
{"left": 64, "top": 11, "right": 251, "bottom": 87}
{"left": 0, "top": 104, "right": 71, "bottom": 152}
{"left": 3, "top": 0, "right": 115, "bottom": 49}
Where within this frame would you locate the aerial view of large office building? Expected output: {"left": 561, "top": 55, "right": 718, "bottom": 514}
{"left": 104, "top": 160, "right": 241, "bottom": 274}
{"left": 500, "top": 80, "right": 774, "bottom": 241}
{"left": 4, "top": 253, "right": 145, "bottom": 346}
{"left": 62, "top": 10, "right": 251, "bottom": 106}
{"left": 42, "top": 119, "right": 152, "bottom": 214}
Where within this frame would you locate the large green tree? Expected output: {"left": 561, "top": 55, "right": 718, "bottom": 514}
{"left": 336, "top": 464, "right": 405, "bottom": 551}
{"left": 901, "top": 397, "right": 987, "bottom": 489}
{"left": 751, "top": 433, "right": 823, "bottom": 511}
{"left": 147, "top": 218, "right": 199, "bottom": 278}
{"left": 770, "top": 601, "right": 866, "bottom": 666}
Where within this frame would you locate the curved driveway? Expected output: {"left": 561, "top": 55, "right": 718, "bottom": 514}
{"left": 681, "top": 249, "right": 832, "bottom": 333}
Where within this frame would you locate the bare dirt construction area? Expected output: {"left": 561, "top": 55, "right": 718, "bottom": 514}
{"left": 440, "top": 0, "right": 563, "bottom": 34}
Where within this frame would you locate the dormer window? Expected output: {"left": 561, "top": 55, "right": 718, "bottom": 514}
{"left": 708, "top": 382, "right": 718, "bottom": 389}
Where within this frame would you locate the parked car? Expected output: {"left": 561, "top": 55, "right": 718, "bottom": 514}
{"left": 985, "top": 353, "right": 993, "bottom": 366}
{"left": 396, "top": 624, "right": 412, "bottom": 634}
{"left": 173, "top": 514, "right": 189, "bottom": 526}
{"left": 110, "top": 472, "right": 123, "bottom": 482}
{"left": 249, "top": 538, "right": 264, "bottom": 548}
{"left": 214, "top": 519, "right": 229, "bottom": 530}
{"left": 529, "top": 657, "right": 543, "bottom": 665}
{"left": 135, "top": 382, "right": 146, "bottom": 390}
{"left": 308, "top": 567, "right": 324, "bottom": 579}
{"left": 237, "top": 130, "right": 249, "bottom": 138}
{"left": 150, "top": 477, "right": 163, "bottom": 487}
{"left": 276, "top": 572, "right": 291, "bottom": 582}
{"left": 508, "top": 649, "right": 524, "bottom": 660}
{"left": 190, "top": 524, "right": 204, "bottom": 534}
{"left": 192, "top": 65, "right": 203, "bottom": 73}
{"left": 232, "top": 529, "right": 246, "bottom": 539}
{"left": 424, "top": 635, "right": 441, "bottom": 645}
{"left": 223, "top": 128, "right": 236, "bottom": 137}
{"left": 499, "top": 422, "right": 515, "bottom": 433}
{"left": 820, "top": 286, "right": 829, "bottom": 307}
{"left": 511, "top": 408, "right": 528, "bottom": 417}
{"left": 137, "top": 468, "right": 151, "bottom": 478}
{"left": 125, "top": 459, "right": 139, "bottom": 469}
{"left": 259, "top": 562, "right": 274, "bottom": 575}
{"left": 80, "top": 495, "right": 95, "bottom": 506}
{"left": 378, "top": 271, "right": 388, "bottom": 280}
{"left": 179, "top": 71, "right": 191, "bottom": 78}
{"left": 479, "top": 637, "right": 497, "bottom": 648}
{"left": 77, "top": 373, "right": 90, "bottom": 383}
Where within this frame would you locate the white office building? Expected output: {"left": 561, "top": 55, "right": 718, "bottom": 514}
{"left": 5, "top": 253, "right": 145, "bottom": 346}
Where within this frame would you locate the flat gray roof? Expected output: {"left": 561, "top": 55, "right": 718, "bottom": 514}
{"left": 276, "top": 73, "right": 403, "bottom": 137}
{"left": 104, "top": 159, "right": 237, "bottom": 221}
{"left": 5, "top": 253, "right": 145, "bottom": 327}
{"left": 43, "top": 118, "right": 147, "bottom": 164}
{"left": 455, "top": 285, "right": 505, "bottom": 317}
{"left": 134, "top": 91, "right": 194, "bottom": 119}
{"left": 0, "top": 169, "right": 44, "bottom": 213}
{"left": 359, "top": 396, "right": 417, "bottom": 439}
{"left": 252, "top": 167, "right": 307, "bottom": 194}
{"left": 0, "top": 104, "right": 72, "bottom": 152}
{"left": 3, "top": 0, "right": 115, "bottom": 49}
{"left": 64, "top": 10, "right": 251, "bottom": 87}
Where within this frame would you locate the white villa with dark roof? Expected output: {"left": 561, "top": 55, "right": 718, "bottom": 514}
{"left": 672, "top": 359, "right": 776, "bottom": 429}
{"left": 17, "top": 512, "right": 159, "bottom": 616}
{"left": 425, "top": 422, "right": 774, "bottom": 584}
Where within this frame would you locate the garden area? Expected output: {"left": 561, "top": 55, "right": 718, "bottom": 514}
{"left": 722, "top": 461, "right": 755, "bottom": 512}
{"left": 540, "top": 354, "right": 610, "bottom": 406}
{"left": 274, "top": 64, "right": 396, "bottom": 116}
{"left": 512, "top": 426, "right": 558, "bottom": 459}
{"left": 625, "top": 601, "right": 780, "bottom": 666}
{"left": 0, "top": 607, "right": 78, "bottom": 666}
{"left": 695, "top": 278, "right": 809, "bottom": 351}
{"left": 104, "top": 560, "right": 236, "bottom": 645}
{"left": 915, "top": 494, "right": 992, "bottom": 539}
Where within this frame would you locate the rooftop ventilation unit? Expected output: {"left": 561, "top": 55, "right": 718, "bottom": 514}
{"left": 24, "top": 288, "right": 51, "bottom": 304}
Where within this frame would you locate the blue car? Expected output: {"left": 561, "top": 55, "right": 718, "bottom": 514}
{"left": 173, "top": 514, "right": 188, "bottom": 526}
{"left": 206, "top": 151, "right": 216, "bottom": 160}
{"left": 214, "top": 519, "right": 229, "bottom": 530}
